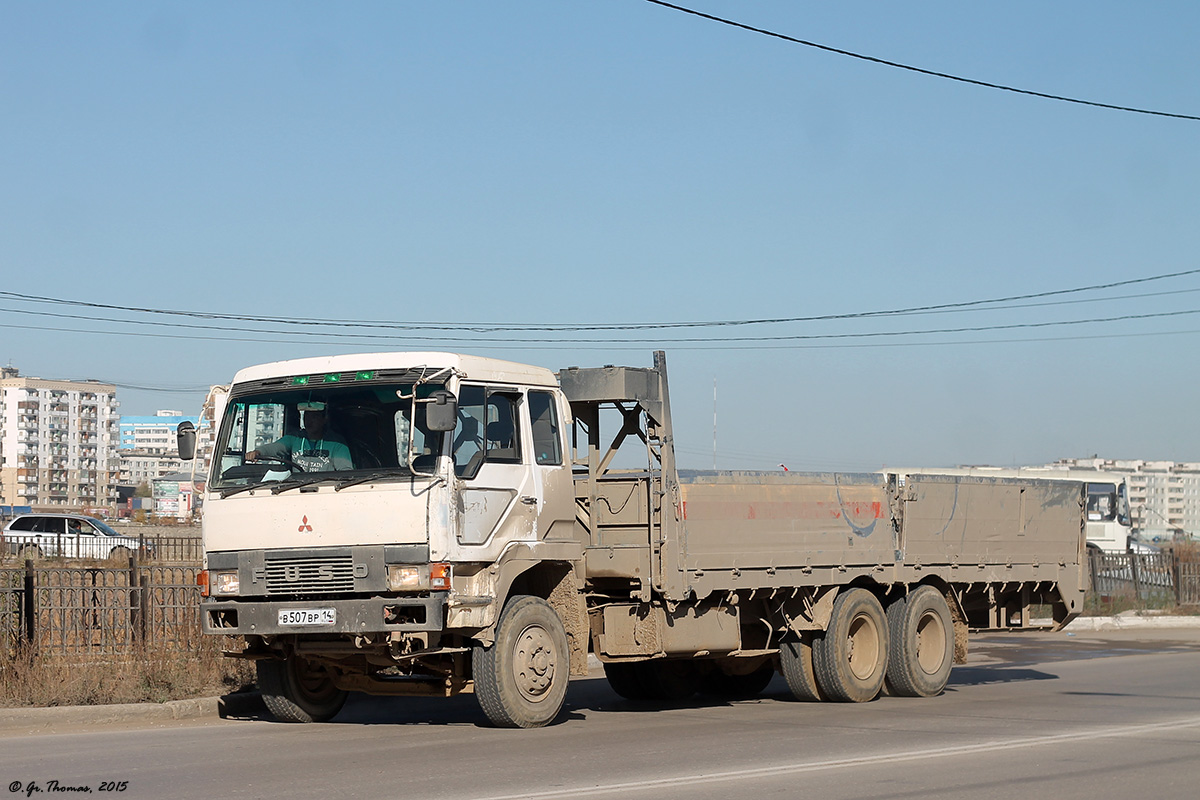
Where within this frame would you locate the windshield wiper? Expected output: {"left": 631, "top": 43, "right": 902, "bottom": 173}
{"left": 334, "top": 470, "right": 411, "bottom": 492}
{"left": 220, "top": 482, "right": 270, "bottom": 499}
{"left": 270, "top": 476, "right": 336, "bottom": 495}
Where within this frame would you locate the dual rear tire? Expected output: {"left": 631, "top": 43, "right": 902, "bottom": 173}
{"left": 884, "top": 585, "right": 954, "bottom": 697}
{"left": 780, "top": 586, "right": 954, "bottom": 703}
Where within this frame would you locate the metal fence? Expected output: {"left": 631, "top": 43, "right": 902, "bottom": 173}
{"left": 1178, "top": 561, "right": 1200, "bottom": 606}
{"left": 1088, "top": 550, "right": 1200, "bottom": 607}
{"left": 1, "top": 560, "right": 202, "bottom": 657}
{"left": 0, "top": 533, "right": 202, "bottom": 566}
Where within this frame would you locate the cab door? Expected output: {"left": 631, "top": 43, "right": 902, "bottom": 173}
{"left": 453, "top": 386, "right": 536, "bottom": 546}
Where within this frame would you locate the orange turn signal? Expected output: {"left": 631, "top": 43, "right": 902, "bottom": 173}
{"left": 197, "top": 569, "right": 210, "bottom": 598}
{"left": 430, "top": 562, "right": 451, "bottom": 591}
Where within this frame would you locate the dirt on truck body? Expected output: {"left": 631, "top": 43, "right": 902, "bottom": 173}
{"left": 180, "top": 350, "right": 1085, "bottom": 727}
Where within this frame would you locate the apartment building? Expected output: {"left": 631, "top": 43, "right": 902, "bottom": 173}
{"left": 1049, "top": 457, "right": 1200, "bottom": 542}
{"left": 117, "top": 409, "right": 211, "bottom": 486}
{"left": 0, "top": 366, "right": 120, "bottom": 513}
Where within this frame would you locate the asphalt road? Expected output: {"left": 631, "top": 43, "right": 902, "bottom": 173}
{"left": 2, "top": 629, "right": 1199, "bottom": 800}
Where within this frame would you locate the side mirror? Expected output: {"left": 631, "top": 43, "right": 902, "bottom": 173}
{"left": 425, "top": 391, "right": 458, "bottom": 432}
{"left": 176, "top": 421, "right": 197, "bottom": 460}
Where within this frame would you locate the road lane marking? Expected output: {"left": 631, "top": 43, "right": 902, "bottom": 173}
{"left": 475, "top": 716, "right": 1200, "bottom": 800}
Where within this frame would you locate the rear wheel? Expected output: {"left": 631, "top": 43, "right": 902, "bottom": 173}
{"left": 885, "top": 586, "right": 954, "bottom": 697}
{"left": 779, "top": 634, "right": 824, "bottom": 701}
{"left": 813, "top": 588, "right": 888, "bottom": 703}
{"left": 257, "top": 655, "right": 347, "bottom": 723}
{"left": 474, "top": 595, "right": 570, "bottom": 728}
{"left": 107, "top": 545, "right": 132, "bottom": 562}
{"left": 18, "top": 544, "right": 42, "bottom": 561}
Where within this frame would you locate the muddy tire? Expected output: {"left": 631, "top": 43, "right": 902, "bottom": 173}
{"left": 813, "top": 588, "right": 888, "bottom": 703}
{"left": 474, "top": 595, "right": 570, "bottom": 728}
{"left": 779, "top": 634, "right": 824, "bottom": 702}
{"left": 885, "top": 586, "right": 954, "bottom": 697}
{"left": 18, "top": 545, "right": 42, "bottom": 561}
{"left": 701, "top": 661, "right": 775, "bottom": 699}
{"left": 604, "top": 662, "right": 653, "bottom": 701}
{"left": 107, "top": 546, "right": 132, "bottom": 562}
{"left": 257, "top": 656, "right": 347, "bottom": 723}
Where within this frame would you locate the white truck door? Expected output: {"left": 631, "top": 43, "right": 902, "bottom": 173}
{"left": 454, "top": 387, "right": 536, "bottom": 546}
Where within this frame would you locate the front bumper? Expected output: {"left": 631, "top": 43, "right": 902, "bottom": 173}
{"left": 201, "top": 594, "right": 446, "bottom": 636}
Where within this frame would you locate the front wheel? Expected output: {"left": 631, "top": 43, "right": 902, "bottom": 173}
{"left": 256, "top": 656, "right": 348, "bottom": 723}
{"left": 474, "top": 595, "right": 570, "bottom": 728}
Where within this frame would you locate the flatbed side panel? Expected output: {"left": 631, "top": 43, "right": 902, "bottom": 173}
{"left": 903, "top": 475, "right": 1082, "bottom": 565}
{"left": 678, "top": 473, "right": 894, "bottom": 570}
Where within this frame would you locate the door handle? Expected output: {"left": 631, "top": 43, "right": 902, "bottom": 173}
{"left": 521, "top": 496, "right": 538, "bottom": 506}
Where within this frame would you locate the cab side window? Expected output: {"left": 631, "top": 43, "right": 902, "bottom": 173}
{"left": 484, "top": 393, "right": 522, "bottom": 464}
{"left": 452, "top": 387, "right": 523, "bottom": 478}
{"left": 529, "top": 391, "right": 562, "bottom": 466}
{"left": 452, "top": 386, "right": 486, "bottom": 478}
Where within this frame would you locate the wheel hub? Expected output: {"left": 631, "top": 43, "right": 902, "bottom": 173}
{"left": 514, "top": 625, "right": 557, "bottom": 702}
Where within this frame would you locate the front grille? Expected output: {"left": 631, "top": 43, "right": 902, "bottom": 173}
{"left": 264, "top": 555, "right": 355, "bottom": 595}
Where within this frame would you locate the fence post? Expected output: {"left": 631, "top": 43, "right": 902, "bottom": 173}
{"left": 139, "top": 573, "right": 150, "bottom": 645}
{"left": 23, "top": 559, "right": 36, "bottom": 649}
{"left": 129, "top": 554, "right": 142, "bottom": 646}
{"left": 1131, "top": 553, "right": 1142, "bottom": 600}
{"left": 1088, "top": 550, "right": 1099, "bottom": 596}
{"left": 1174, "top": 553, "right": 1183, "bottom": 607}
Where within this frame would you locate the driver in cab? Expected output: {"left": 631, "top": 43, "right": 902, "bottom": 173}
{"left": 246, "top": 401, "right": 354, "bottom": 472}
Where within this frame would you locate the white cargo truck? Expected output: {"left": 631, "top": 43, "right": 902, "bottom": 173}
{"left": 178, "top": 351, "right": 1086, "bottom": 727}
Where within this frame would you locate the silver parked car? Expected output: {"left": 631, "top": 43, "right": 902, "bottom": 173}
{"left": 2, "top": 514, "right": 146, "bottom": 560}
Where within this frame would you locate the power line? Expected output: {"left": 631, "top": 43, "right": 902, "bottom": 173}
{"left": 642, "top": 0, "right": 1200, "bottom": 122}
{"left": 3, "top": 303, "right": 1199, "bottom": 344}
{"left": 4, "top": 320, "right": 1199, "bottom": 351}
{"left": 2, "top": 267, "right": 1198, "bottom": 332}
{"left": 109, "top": 382, "right": 213, "bottom": 393}
{"left": 4, "top": 286, "right": 1198, "bottom": 344}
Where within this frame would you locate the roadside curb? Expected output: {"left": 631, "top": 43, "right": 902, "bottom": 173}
{"left": 1065, "top": 614, "right": 1200, "bottom": 631}
{"left": 0, "top": 692, "right": 264, "bottom": 733}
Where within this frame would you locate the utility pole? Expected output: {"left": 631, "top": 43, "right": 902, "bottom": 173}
{"left": 712, "top": 378, "right": 717, "bottom": 470}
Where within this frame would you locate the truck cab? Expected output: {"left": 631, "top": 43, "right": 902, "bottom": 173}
{"left": 186, "top": 352, "right": 584, "bottom": 725}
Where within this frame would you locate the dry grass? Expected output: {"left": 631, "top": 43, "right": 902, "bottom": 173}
{"left": 0, "top": 640, "right": 255, "bottom": 708}
{"left": 1170, "top": 540, "right": 1200, "bottom": 563}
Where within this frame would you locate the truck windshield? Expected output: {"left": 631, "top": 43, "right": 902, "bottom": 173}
{"left": 1086, "top": 482, "right": 1118, "bottom": 522}
{"left": 210, "top": 382, "right": 446, "bottom": 490}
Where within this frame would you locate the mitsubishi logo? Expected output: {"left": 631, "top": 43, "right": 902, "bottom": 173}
{"left": 298, "top": 515, "right": 313, "bottom": 533}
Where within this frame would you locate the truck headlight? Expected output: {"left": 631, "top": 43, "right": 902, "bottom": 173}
{"left": 214, "top": 571, "right": 240, "bottom": 596}
{"left": 387, "top": 565, "right": 425, "bottom": 591}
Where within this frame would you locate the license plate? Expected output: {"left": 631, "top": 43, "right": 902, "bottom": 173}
{"left": 278, "top": 608, "right": 336, "bottom": 626}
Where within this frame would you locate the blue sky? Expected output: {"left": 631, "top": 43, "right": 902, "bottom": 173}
{"left": 3, "top": 1, "right": 1198, "bottom": 471}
